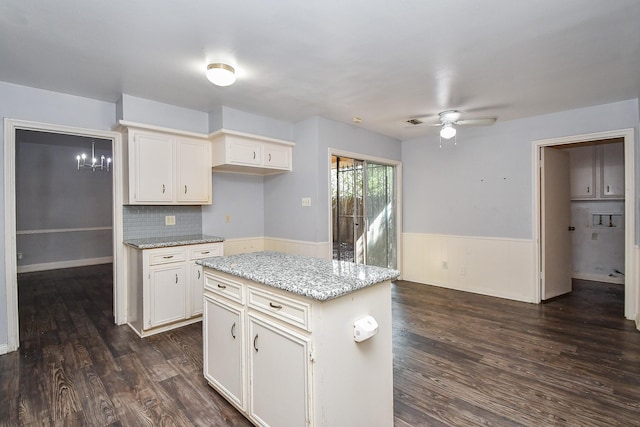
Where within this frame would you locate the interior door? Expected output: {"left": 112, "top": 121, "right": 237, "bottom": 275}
{"left": 541, "top": 146, "right": 572, "bottom": 300}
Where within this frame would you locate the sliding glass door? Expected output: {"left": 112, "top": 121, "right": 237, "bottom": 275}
{"left": 331, "top": 156, "right": 396, "bottom": 269}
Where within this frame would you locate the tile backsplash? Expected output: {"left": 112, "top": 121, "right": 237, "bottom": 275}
{"left": 123, "top": 205, "right": 202, "bottom": 240}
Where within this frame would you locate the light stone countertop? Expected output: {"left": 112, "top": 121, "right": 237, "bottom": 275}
{"left": 124, "top": 234, "right": 225, "bottom": 250}
{"left": 197, "top": 251, "right": 400, "bottom": 301}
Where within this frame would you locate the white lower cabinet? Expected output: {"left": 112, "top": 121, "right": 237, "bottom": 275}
{"left": 248, "top": 313, "right": 311, "bottom": 427}
{"left": 203, "top": 295, "right": 245, "bottom": 409}
{"left": 126, "top": 242, "right": 223, "bottom": 337}
{"left": 149, "top": 264, "right": 186, "bottom": 327}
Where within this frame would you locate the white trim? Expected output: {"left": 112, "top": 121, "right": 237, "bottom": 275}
{"left": 328, "top": 148, "right": 403, "bottom": 272}
{"left": 208, "top": 128, "right": 295, "bottom": 146}
{"left": 532, "top": 128, "right": 636, "bottom": 320}
{"left": 17, "top": 227, "right": 112, "bottom": 235}
{"left": 571, "top": 272, "right": 625, "bottom": 285}
{"left": 403, "top": 232, "right": 531, "bottom": 243}
{"left": 116, "top": 120, "right": 209, "bottom": 139}
{"left": 17, "top": 257, "right": 113, "bottom": 274}
{"left": 4, "top": 118, "right": 125, "bottom": 353}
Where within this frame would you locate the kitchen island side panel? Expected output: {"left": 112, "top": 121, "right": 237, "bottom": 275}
{"left": 312, "top": 280, "right": 393, "bottom": 427}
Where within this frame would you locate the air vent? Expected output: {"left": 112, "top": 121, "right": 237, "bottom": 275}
{"left": 406, "top": 118, "right": 423, "bottom": 125}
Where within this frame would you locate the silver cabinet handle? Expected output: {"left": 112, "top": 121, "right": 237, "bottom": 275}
{"left": 197, "top": 270, "right": 201, "bottom": 279}
{"left": 184, "top": 185, "right": 187, "bottom": 194}
{"left": 175, "top": 274, "right": 178, "bottom": 284}
{"left": 201, "top": 251, "right": 210, "bottom": 255}
{"left": 217, "top": 283, "right": 226, "bottom": 289}
{"left": 607, "top": 185, "right": 610, "bottom": 193}
{"left": 253, "top": 151, "right": 256, "bottom": 159}
{"left": 269, "top": 302, "right": 283, "bottom": 309}
{"left": 587, "top": 186, "right": 590, "bottom": 193}
{"left": 268, "top": 153, "right": 272, "bottom": 162}
{"left": 231, "top": 322, "right": 236, "bottom": 339}
{"left": 162, "top": 255, "right": 174, "bottom": 259}
{"left": 253, "top": 334, "right": 259, "bottom": 352}
{"left": 162, "top": 184, "right": 166, "bottom": 194}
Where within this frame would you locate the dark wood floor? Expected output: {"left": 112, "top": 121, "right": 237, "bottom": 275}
{"left": 1, "top": 265, "right": 639, "bottom": 426}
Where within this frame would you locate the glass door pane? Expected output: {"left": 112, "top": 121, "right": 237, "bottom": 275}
{"left": 365, "top": 162, "right": 396, "bottom": 269}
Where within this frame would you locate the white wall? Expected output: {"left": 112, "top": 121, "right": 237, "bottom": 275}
{"left": 401, "top": 99, "right": 639, "bottom": 302}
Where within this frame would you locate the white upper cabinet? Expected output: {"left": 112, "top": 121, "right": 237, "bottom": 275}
{"left": 568, "top": 145, "right": 595, "bottom": 199}
{"left": 211, "top": 129, "right": 294, "bottom": 175}
{"left": 567, "top": 141, "right": 624, "bottom": 200}
{"left": 120, "top": 122, "right": 212, "bottom": 205}
{"left": 600, "top": 142, "right": 624, "bottom": 198}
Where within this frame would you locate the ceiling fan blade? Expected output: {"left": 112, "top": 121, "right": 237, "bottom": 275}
{"left": 455, "top": 117, "right": 497, "bottom": 126}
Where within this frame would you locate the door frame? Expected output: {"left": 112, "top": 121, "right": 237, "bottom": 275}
{"left": 328, "top": 148, "right": 402, "bottom": 272}
{"left": 4, "top": 118, "right": 125, "bottom": 352}
{"left": 532, "top": 128, "right": 635, "bottom": 320}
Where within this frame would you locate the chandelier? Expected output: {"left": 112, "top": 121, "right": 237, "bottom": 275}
{"left": 76, "top": 140, "right": 111, "bottom": 172}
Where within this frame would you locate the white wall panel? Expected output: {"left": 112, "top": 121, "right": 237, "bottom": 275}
{"left": 403, "top": 232, "right": 536, "bottom": 303}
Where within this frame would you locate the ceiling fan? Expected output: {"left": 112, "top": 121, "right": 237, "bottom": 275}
{"left": 405, "top": 110, "right": 497, "bottom": 140}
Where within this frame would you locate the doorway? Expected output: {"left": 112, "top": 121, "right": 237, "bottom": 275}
{"left": 330, "top": 153, "right": 399, "bottom": 269}
{"left": 534, "top": 128, "right": 636, "bottom": 320}
{"left": 4, "top": 119, "right": 125, "bottom": 353}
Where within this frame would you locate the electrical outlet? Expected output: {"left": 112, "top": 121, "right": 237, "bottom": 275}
{"left": 165, "top": 215, "right": 176, "bottom": 226}
{"left": 225, "top": 215, "right": 231, "bottom": 223}
{"left": 302, "top": 197, "right": 312, "bottom": 207}
{"left": 17, "top": 252, "right": 23, "bottom": 260}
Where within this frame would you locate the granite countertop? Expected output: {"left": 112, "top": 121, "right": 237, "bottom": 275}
{"left": 124, "top": 234, "right": 225, "bottom": 250}
{"left": 197, "top": 251, "right": 400, "bottom": 301}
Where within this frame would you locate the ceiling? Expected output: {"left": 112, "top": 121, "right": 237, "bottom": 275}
{"left": 1, "top": 0, "right": 639, "bottom": 140}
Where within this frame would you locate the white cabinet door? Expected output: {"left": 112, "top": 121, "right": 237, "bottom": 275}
{"left": 149, "top": 264, "right": 186, "bottom": 328}
{"left": 248, "top": 314, "right": 310, "bottom": 427}
{"left": 204, "top": 296, "right": 245, "bottom": 410}
{"left": 131, "top": 132, "right": 174, "bottom": 202}
{"left": 601, "top": 142, "right": 624, "bottom": 198}
{"left": 177, "top": 138, "right": 211, "bottom": 203}
{"left": 568, "top": 145, "right": 595, "bottom": 199}
{"left": 228, "top": 139, "right": 262, "bottom": 166}
{"left": 190, "top": 263, "right": 204, "bottom": 316}
{"left": 262, "top": 143, "right": 291, "bottom": 170}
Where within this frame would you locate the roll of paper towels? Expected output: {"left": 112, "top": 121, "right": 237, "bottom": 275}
{"left": 353, "top": 315, "right": 378, "bottom": 342}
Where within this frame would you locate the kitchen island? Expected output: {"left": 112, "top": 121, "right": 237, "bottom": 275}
{"left": 198, "top": 251, "right": 399, "bottom": 427}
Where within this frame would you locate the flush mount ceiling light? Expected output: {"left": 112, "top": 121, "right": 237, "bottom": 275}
{"left": 206, "top": 63, "right": 236, "bottom": 86}
{"left": 440, "top": 122, "right": 456, "bottom": 139}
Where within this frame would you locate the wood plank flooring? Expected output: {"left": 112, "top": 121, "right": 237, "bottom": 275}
{"left": 1, "top": 265, "right": 639, "bottom": 426}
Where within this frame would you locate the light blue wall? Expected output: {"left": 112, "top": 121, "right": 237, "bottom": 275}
{"left": 402, "top": 99, "right": 640, "bottom": 240}
{"left": 202, "top": 173, "right": 265, "bottom": 238}
{"left": 217, "top": 106, "right": 294, "bottom": 140}
{"left": 263, "top": 117, "right": 401, "bottom": 243}
{"left": 117, "top": 94, "right": 209, "bottom": 134}
{"left": 16, "top": 134, "right": 113, "bottom": 267}
{"left": 0, "top": 81, "right": 117, "bottom": 347}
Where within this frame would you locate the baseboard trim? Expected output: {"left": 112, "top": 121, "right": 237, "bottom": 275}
{"left": 17, "top": 256, "right": 113, "bottom": 274}
{"left": 0, "top": 343, "right": 8, "bottom": 355}
{"left": 572, "top": 272, "right": 624, "bottom": 285}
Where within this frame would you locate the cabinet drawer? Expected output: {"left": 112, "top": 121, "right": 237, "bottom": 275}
{"left": 148, "top": 248, "right": 187, "bottom": 265}
{"left": 190, "top": 243, "right": 223, "bottom": 260}
{"left": 204, "top": 273, "right": 244, "bottom": 304}
{"left": 248, "top": 286, "right": 310, "bottom": 331}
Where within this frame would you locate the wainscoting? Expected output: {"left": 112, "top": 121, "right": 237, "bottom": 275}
{"left": 223, "top": 236, "right": 331, "bottom": 259}
{"left": 402, "top": 232, "right": 536, "bottom": 303}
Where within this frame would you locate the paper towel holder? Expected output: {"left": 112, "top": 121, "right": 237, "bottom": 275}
{"left": 353, "top": 315, "right": 378, "bottom": 342}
